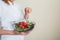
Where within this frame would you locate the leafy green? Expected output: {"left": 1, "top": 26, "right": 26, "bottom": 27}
{"left": 15, "top": 25, "right": 18, "bottom": 28}
{"left": 17, "top": 28, "right": 24, "bottom": 31}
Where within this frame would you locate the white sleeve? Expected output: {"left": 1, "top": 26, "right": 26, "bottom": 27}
{"left": 0, "top": 6, "right": 3, "bottom": 29}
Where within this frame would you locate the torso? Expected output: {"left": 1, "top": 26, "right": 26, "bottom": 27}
{"left": 0, "top": 1, "right": 24, "bottom": 40}
{"left": 1, "top": 1, "right": 22, "bottom": 21}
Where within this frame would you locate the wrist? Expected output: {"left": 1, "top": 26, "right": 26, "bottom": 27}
{"left": 25, "top": 13, "right": 29, "bottom": 15}
{"left": 13, "top": 30, "right": 20, "bottom": 35}
{"left": 7, "top": 30, "right": 15, "bottom": 35}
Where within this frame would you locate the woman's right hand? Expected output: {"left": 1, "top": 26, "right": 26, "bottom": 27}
{"left": 13, "top": 30, "right": 30, "bottom": 35}
{"left": 13, "top": 30, "right": 21, "bottom": 35}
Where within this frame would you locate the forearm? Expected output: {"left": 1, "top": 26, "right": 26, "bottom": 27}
{"left": 0, "top": 30, "right": 15, "bottom": 35}
{"left": 24, "top": 13, "right": 29, "bottom": 19}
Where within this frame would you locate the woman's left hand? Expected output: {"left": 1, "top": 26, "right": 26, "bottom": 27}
{"left": 24, "top": 7, "right": 32, "bottom": 19}
{"left": 25, "top": 7, "right": 32, "bottom": 14}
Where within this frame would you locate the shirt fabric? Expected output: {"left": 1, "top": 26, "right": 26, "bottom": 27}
{"left": 0, "top": 1, "right": 25, "bottom": 40}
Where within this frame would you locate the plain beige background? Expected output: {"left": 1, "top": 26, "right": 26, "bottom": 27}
{"left": 16, "top": 0, "right": 59, "bottom": 40}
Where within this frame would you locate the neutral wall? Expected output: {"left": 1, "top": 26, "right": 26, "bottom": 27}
{"left": 16, "top": 0, "right": 60, "bottom": 40}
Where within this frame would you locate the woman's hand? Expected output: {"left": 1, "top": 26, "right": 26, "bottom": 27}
{"left": 24, "top": 7, "right": 32, "bottom": 19}
{"left": 20, "top": 32, "right": 30, "bottom": 35}
{"left": 25, "top": 7, "right": 32, "bottom": 14}
{"left": 14, "top": 30, "right": 30, "bottom": 35}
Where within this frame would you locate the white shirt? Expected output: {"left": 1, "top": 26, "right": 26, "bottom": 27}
{"left": 0, "top": 1, "right": 25, "bottom": 40}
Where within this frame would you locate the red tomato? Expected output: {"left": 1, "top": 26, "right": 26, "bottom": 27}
{"left": 18, "top": 21, "right": 29, "bottom": 28}
{"left": 21, "top": 22, "right": 27, "bottom": 26}
{"left": 26, "top": 24, "right": 30, "bottom": 26}
{"left": 23, "top": 23, "right": 27, "bottom": 26}
{"left": 18, "top": 25, "right": 25, "bottom": 28}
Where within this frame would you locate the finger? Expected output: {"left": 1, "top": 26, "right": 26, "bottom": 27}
{"left": 25, "top": 7, "right": 32, "bottom": 14}
{"left": 21, "top": 32, "right": 29, "bottom": 35}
